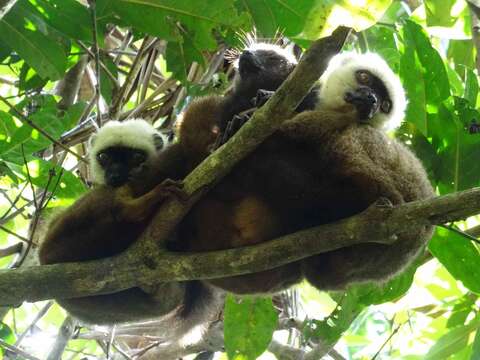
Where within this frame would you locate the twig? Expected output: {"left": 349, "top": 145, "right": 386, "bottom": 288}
{"left": 109, "top": 37, "right": 156, "bottom": 119}
{"left": 0, "top": 338, "right": 41, "bottom": 360}
{"left": 0, "top": 182, "right": 28, "bottom": 220}
{"left": 0, "top": 242, "right": 22, "bottom": 258}
{"left": 0, "top": 225, "right": 30, "bottom": 243}
{"left": 440, "top": 224, "right": 480, "bottom": 245}
{"left": 370, "top": 322, "right": 404, "bottom": 360}
{"left": 15, "top": 301, "right": 53, "bottom": 346}
{"left": 87, "top": 0, "right": 102, "bottom": 125}
{"left": 77, "top": 41, "right": 119, "bottom": 89}
{"left": 0, "top": 95, "right": 87, "bottom": 163}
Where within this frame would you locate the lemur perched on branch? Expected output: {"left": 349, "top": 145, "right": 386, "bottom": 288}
{"left": 39, "top": 120, "right": 220, "bottom": 330}
{"left": 176, "top": 50, "right": 434, "bottom": 293}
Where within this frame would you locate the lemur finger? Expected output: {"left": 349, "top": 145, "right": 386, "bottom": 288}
{"left": 252, "top": 89, "right": 275, "bottom": 107}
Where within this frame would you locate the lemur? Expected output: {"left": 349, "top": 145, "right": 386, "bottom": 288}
{"left": 173, "top": 42, "right": 325, "bottom": 294}
{"left": 294, "top": 53, "right": 435, "bottom": 289}
{"left": 177, "top": 42, "right": 320, "bottom": 169}
{"left": 175, "top": 51, "right": 434, "bottom": 293}
{"left": 39, "top": 119, "right": 220, "bottom": 328}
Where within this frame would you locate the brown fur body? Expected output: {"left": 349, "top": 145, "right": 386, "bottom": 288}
{"left": 176, "top": 100, "right": 434, "bottom": 293}
{"left": 39, "top": 144, "right": 192, "bottom": 324}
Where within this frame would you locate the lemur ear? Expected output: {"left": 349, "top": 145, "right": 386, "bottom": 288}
{"left": 88, "top": 133, "right": 98, "bottom": 149}
{"left": 285, "top": 42, "right": 302, "bottom": 60}
{"left": 152, "top": 133, "right": 164, "bottom": 151}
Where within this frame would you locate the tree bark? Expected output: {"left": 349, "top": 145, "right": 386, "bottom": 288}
{"left": 1, "top": 187, "right": 480, "bottom": 305}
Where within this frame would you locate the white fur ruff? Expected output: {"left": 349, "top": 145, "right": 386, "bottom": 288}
{"left": 88, "top": 119, "right": 160, "bottom": 185}
{"left": 319, "top": 52, "right": 407, "bottom": 130}
{"left": 233, "top": 42, "right": 298, "bottom": 69}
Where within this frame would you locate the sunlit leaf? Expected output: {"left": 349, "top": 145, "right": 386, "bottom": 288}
{"left": 237, "top": 0, "right": 315, "bottom": 38}
{"left": 0, "top": 0, "right": 67, "bottom": 80}
{"left": 429, "top": 227, "right": 480, "bottom": 294}
{"left": 425, "top": 318, "right": 480, "bottom": 359}
{"left": 301, "top": 0, "right": 392, "bottom": 39}
{"left": 425, "top": 0, "right": 456, "bottom": 27}
{"left": 224, "top": 295, "right": 278, "bottom": 360}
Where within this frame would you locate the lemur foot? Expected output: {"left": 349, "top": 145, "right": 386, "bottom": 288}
{"left": 252, "top": 89, "right": 275, "bottom": 107}
{"left": 374, "top": 197, "right": 394, "bottom": 208}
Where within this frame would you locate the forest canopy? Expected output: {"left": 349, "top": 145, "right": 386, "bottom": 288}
{"left": 0, "top": 0, "right": 479, "bottom": 359}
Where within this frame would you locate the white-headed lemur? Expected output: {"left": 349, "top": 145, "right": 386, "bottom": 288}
{"left": 39, "top": 119, "right": 220, "bottom": 331}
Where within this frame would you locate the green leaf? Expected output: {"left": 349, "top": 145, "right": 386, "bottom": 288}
{"left": 307, "top": 291, "right": 364, "bottom": 344}
{"left": 447, "top": 40, "right": 475, "bottom": 76}
{"left": 353, "top": 259, "right": 419, "bottom": 305}
{"left": 224, "top": 295, "right": 278, "bottom": 360}
{"left": 165, "top": 33, "right": 205, "bottom": 84}
{"left": 0, "top": 96, "right": 86, "bottom": 164}
{"left": 464, "top": 68, "right": 479, "bottom": 106}
{"left": 19, "top": 62, "right": 48, "bottom": 91}
{"left": 238, "top": 0, "right": 315, "bottom": 38}
{"left": 9, "top": 159, "right": 87, "bottom": 198}
{"left": 108, "top": 0, "right": 245, "bottom": 46}
{"left": 430, "top": 100, "right": 480, "bottom": 193}
{"left": 447, "top": 295, "right": 476, "bottom": 328}
{"left": 27, "top": 0, "right": 92, "bottom": 42}
{"left": 301, "top": 0, "right": 392, "bottom": 40}
{"left": 364, "top": 25, "right": 400, "bottom": 70}
{"left": 429, "top": 227, "right": 480, "bottom": 294}
{"left": 400, "top": 24, "right": 427, "bottom": 135}
{"left": 424, "top": 0, "right": 456, "bottom": 27}
{"left": 425, "top": 319, "right": 480, "bottom": 359}
{"left": 0, "top": 0, "right": 67, "bottom": 80}
{"left": 472, "top": 329, "right": 480, "bottom": 360}
{"left": 400, "top": 20, "right": 450, "bottom": 135}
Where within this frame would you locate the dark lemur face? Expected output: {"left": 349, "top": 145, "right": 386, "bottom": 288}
{"left": 96, "top": 146, "right": 148, "bottom": 187}
{"left": 343, "top": 70, "right": 393, "bottom": 121}
{"left": 235, "top": 46, "right": 297, "bottom": 95}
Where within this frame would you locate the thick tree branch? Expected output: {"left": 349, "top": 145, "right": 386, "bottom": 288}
{"left": 1, "top": 187, "right": 480, "bottom": 305}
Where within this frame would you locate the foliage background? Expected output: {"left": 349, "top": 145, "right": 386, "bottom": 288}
{"left": 0, "top": 0, "right": 479, "bottom": 359}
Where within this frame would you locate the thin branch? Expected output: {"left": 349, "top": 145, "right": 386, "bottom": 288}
{"left": 0, "top": 338, "right": 40, "bottom": 360}
{"left": 15, "top": 301, "right": 53, "bottom": 345}
{"left": 439, "top": 224, "right": 480, "bottom": 245}
{"left": 0, "top": 225, "right": 30, "bottom": 243}
{"left": 109, "top": 37, "right": 156, "bottom": 119}
{"left": 0, "top": 242, "right": 22, "bottom": 258}
{"left": 371, "top": 322, "right": 404, "bottom": 360}
{"left": 88, "top": 0, "right": 102, "bottom": 125}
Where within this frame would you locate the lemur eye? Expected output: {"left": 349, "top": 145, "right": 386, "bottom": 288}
{"left": 132, "top": 152, "right": 146, "bottom": 164}
{"left": 356, "top": 70, "right": 370, "bottom": 85}
{"left": 381, "top": 100, "right": 392, "bottom": 113}
{"left": 96, "top": 152, "right": 109, "bottom": 164}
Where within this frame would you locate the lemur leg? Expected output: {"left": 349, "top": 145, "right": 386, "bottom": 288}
{"left": 117, "top": 179, "right": 188, "bottom": 222}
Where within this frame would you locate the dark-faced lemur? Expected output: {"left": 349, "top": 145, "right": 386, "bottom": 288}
{"left": 176, "top": 51, "right": 434, "bottom": 293}
{"left": 39, "top": 119, "right": 219, "bottom": 329}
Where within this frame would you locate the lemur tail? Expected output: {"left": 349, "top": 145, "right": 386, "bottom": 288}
{"left": 172, "top": 281, "right": 224, "bottom": 344}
